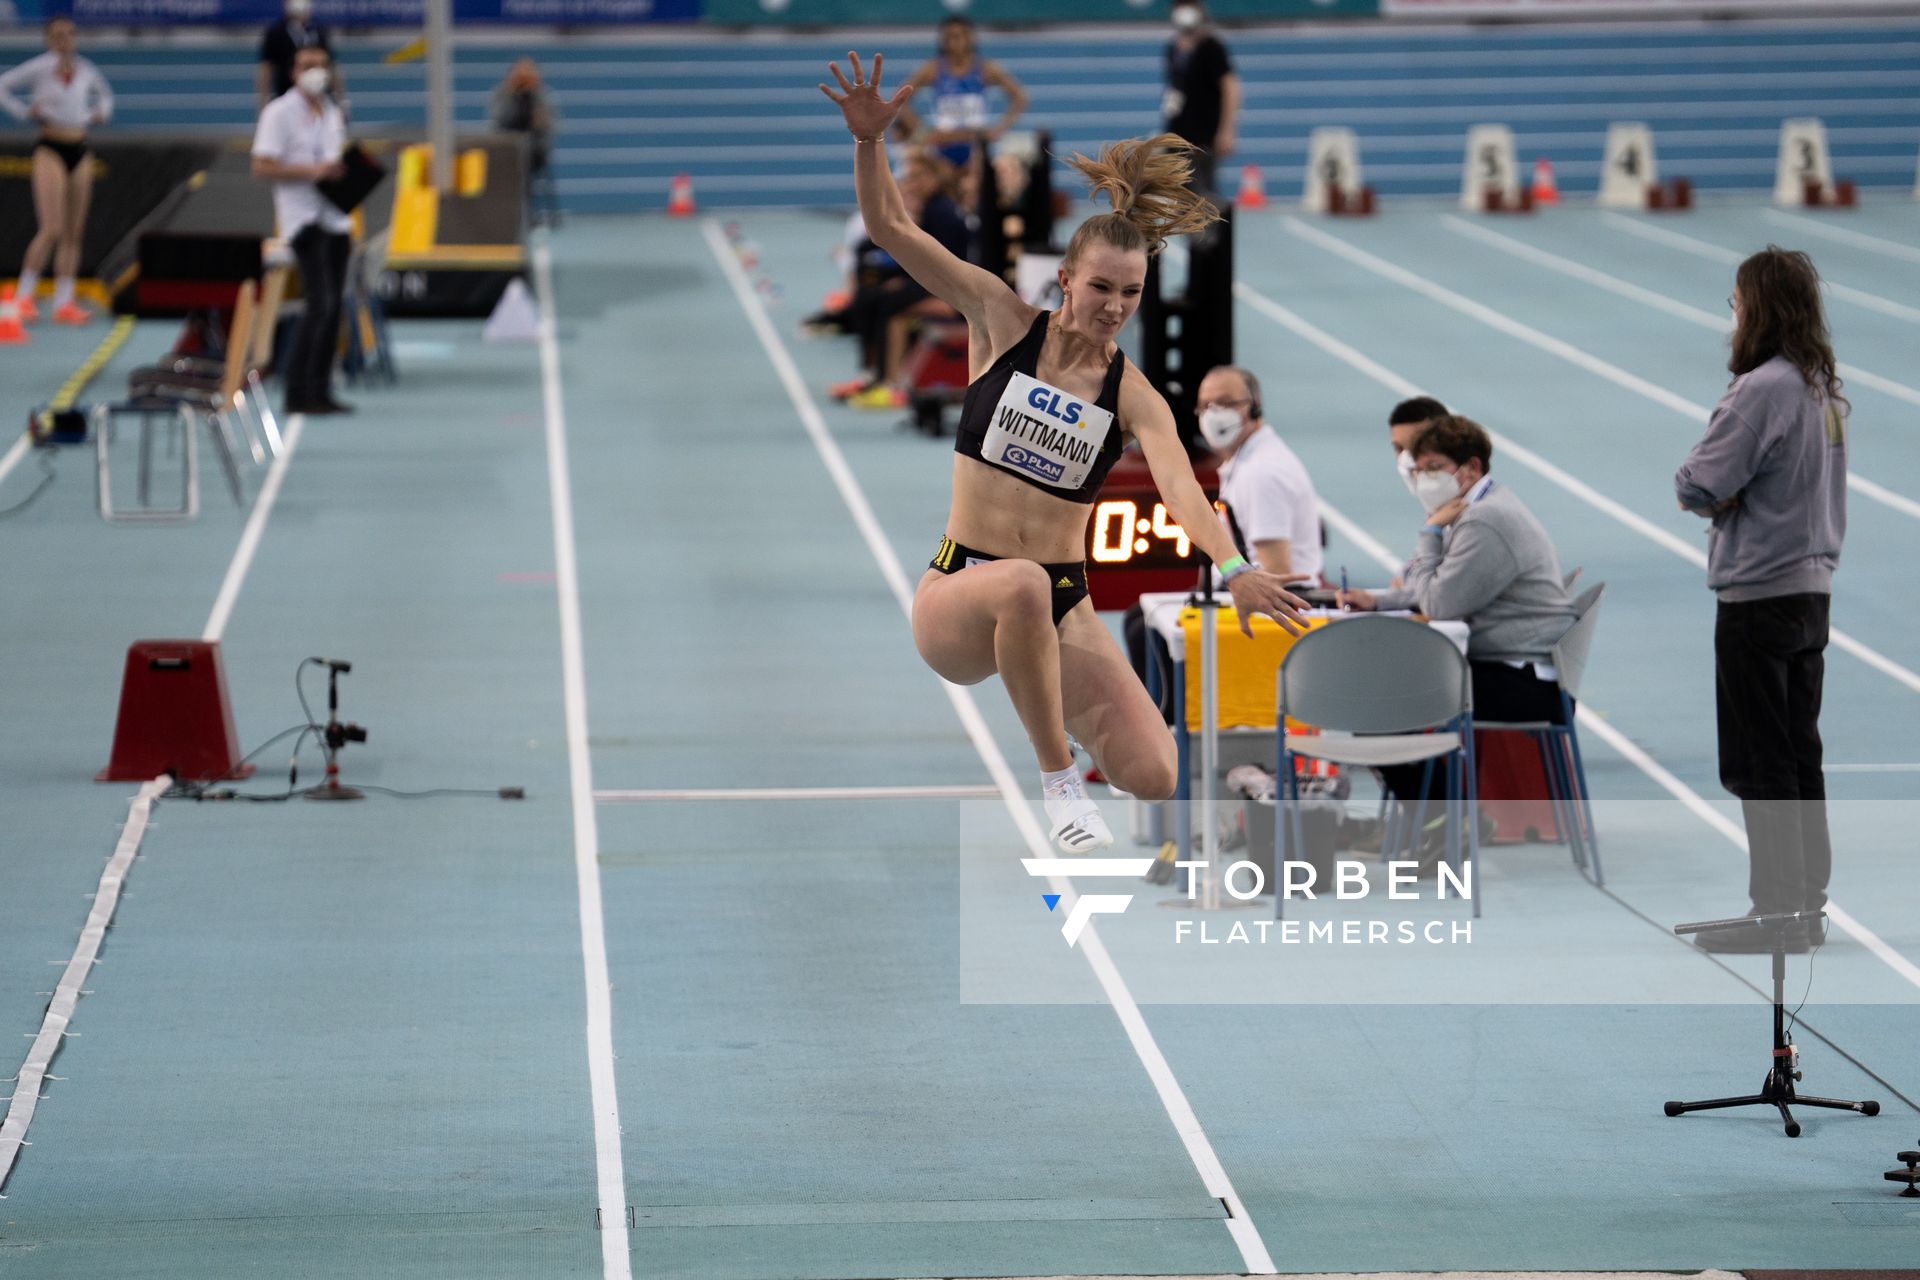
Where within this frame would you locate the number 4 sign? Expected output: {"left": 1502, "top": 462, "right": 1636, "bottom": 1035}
{"left": 1599, "top": 122, "right": 1657, "bottom": 209}
{"left": 1775, "top": 118, "right": 1834, "bottom": 205}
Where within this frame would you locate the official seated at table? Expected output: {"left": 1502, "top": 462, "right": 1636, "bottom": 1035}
{"left": 1122, "top": 364, "right": 1319, "bottom": 729}
{"left": 1194, "top": 364, "right": 1322, "bottom": 583}
{"left": 1341, "top": 414, "right": 1575, "bottom": 804}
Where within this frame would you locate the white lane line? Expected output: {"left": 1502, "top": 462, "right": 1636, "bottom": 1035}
{"left": 203, "top": 415, "right": 307, "bottom": 642}
{"left": 531, "top": 234, "right": 633, "bottom": 1280}
{"left": 5, "top": 411, "right": 312, "bottom": 1190}
{"left": 595, "top": 785, "right": 1002, "bottom": 803}
{"left": 1441, "top": 214, "right": 1920, "bottom": 413}
{"left": 0, "top": 431, "right": 29, "bottom": 491}
{"left": 1283, "top": 215, "right": 1920, "bottom": 526}
{"left": 1234, "top": 281, "right": 1920, "bottom": 993}
{"left": 1602, "top": 212, "right": 1920, "bottom": 325}
{"left": 18, "top": 334, "right": 296, "bottom": 1180}
{"left": 706, "top": 218, "right": 1276, "bottom": 1274}
{"left": 0, "top": 777, "right": 170, "bottom": 1195}
{"left": 1763, "top": 208, "right": 1920, "bottom": 266}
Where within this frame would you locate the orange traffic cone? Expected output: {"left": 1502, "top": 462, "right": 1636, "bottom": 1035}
{"left": 1234, "top": 164, "right": 1268, "bottom": 211}
{"left": 0, "top": 284, "right": 28, "bottom": 346}
{"left": 1530, "top": 158, "right": 1560, "bottom": 206}
{"left": 667, "top": 173, "right": 696, "bottom": 218}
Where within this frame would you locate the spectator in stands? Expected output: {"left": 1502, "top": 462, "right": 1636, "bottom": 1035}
{"left": 1195, "top": 365, "right": 1322, "bottom": 583}
{"left": 257, "top": 0, "right": 344, "bottom": 110}
{"left": 830, "top": 148, "right": 971, "bottom": 410}
{"left": 893, "top": 16, "right": 1028, "bottom": 173}
{"left": 0, "top": 15, "right": 112, "bottom": 325}
{"left": 492, "top": 57, "right": 557, "bottom": 222}
{"left": 1344, "top": 416, "right": 1575, "bottom": 828}
{"left": 252, "top": 45, "right": 353, "bottom": 416}
{"left": 1162, "top": 1, "right": 1239, "bottom": 196}
{"left": 1676, "top": 247, "right": 1847, "bottom": 954}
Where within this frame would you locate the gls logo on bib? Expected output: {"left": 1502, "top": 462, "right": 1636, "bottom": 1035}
{"left": 980, "top": 371, "right": 1115, "bottom": 491}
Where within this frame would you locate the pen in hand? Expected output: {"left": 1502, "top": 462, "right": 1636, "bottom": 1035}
{"left": 1338, "top": 565, "right": 1349, "bottom": 612}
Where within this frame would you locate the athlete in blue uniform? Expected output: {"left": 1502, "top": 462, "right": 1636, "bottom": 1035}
{"left": 823, "top": 53, "right": 1306, "bottom": 855}
{"left": 894, "top": 17, "right": 1027, "bottom": 171}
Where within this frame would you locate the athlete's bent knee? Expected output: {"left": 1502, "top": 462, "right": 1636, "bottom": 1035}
{"left": 994, "top": 561, "right": 1054, "bottom": 622}
{"left": 1113, "top": 748, "right": 1178, "bottom": 803}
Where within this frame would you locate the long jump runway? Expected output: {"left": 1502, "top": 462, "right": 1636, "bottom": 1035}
{"left": 1, "top": 201, "right": 1917, "bottom": 1278}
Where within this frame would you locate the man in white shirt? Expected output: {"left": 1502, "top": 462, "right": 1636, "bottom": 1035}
{"left": 1194, "top": 365, "right": 1322, "bottom": 583}
{"left": 252, "top": 45, "right": 353, "bottom": 415}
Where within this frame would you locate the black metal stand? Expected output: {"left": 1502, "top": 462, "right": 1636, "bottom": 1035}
{"left": 1665, "top": 911, "right": 1879, "bottom": 1137}
{"left": 1888, "top": 1150, "right": 1920, "bottom": 1196}
{"left": 303, "top": 660, "right": 366, "bottom": 802}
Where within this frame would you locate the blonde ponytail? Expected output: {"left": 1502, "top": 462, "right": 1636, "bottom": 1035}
{"left": 1065, "top": 133, "right": 1221, "bottom": 261}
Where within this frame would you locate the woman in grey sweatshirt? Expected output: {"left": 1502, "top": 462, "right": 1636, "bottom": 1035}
{"left": 1674, "top": 245, "right": 1847, "bottom": 954}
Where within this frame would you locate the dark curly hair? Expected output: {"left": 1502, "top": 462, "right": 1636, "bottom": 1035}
{"left": 1408, "top": 414, "right": 1494, "bottom": 475}
{"left": 1731, "top": 245, "right": 1847, "bottom": 412}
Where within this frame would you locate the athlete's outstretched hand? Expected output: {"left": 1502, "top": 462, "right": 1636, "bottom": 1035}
{"left": 819, "top": 51, "right": 913, "bottom": 139}
{"left": 1226, "top": 569, "right": 1311, "bottom": 638}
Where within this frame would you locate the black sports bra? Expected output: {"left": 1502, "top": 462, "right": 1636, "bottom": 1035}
{"left": 953, "top": 311, "right": 1128, "bottom": 503}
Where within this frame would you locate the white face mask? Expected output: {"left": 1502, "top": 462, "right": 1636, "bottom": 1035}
{"left": 297, "top": 66, "right": 330, "bottom": 97}
{"left": 287, "top": 0, "right": 312, "bottom": 17}
{"left": 1197, "top": 405, "right": 1244, "bottom": 451}
{"left": 1396, "top": 447, "right": 1419, "bottom": 499}
{"left": 1411, "top": 466, "right": 1465, "bottom": 515}
{"left": 1172, "top": 6, "right": 1203, "bottom": 32}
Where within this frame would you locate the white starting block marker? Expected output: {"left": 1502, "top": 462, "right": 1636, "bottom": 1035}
{"left": 1303, "top": 127, "right": 1364, "bottom": 214}
{"left": 1599, "top": 122, "right": 1658, "bottom": 209}
{"left": 1461, "top": 124, "right": 1520, "bottom": 211}
{"left": 1775, "top": 118, "right": 1834, "bottom": 205}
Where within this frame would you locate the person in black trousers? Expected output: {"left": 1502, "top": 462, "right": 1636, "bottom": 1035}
{"left": 1676, "top": 246, "right": 1848, "bottom": 953}
{"left": 251, "top": 45, "right": 354, "bottom": 415}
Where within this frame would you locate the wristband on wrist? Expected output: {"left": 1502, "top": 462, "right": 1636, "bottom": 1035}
{"left": 1219, "top": 554, "right": 1251, "bottom": 582}
{"left": 1420, "top": 523, "right": 1443, "bottom": 536}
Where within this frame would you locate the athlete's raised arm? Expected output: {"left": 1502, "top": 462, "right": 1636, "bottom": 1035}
{"left": 820, "top": 52, "right": 1030, "bottom": 346}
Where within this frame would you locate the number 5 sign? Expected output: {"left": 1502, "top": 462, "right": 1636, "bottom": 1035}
{"left": 1460, "top": 124, "right": 1519, "bottom": 211}
{"left": 1775, "top": 118, "right": 1834, "bottom": 205}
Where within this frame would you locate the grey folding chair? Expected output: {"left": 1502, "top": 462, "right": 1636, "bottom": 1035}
{"left": 1477, "top": 583, "right": 1606, "bottom": 885}
{"left": 1275, "top": 615, "right": 1480, "bottom": 917}
{"left": 98, "top": 282, "right": 261, "bottom": 522}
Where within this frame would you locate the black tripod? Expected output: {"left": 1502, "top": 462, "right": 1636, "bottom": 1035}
{"left": 1666, "top": 910, "right": 1879, "bottom": 1137}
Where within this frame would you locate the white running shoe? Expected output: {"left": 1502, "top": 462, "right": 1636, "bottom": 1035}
{"left": 1044, "top": 773, "right": 1114, "bottom": 855}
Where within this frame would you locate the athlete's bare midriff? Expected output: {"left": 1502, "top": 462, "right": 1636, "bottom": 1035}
{"left": 943, "top": 318, "right": 1126, "bottom": 562}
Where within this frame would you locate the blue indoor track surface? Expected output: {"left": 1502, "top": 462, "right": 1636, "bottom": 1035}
{"left": 2, "top": 195, "right": 1918, "bottom": 1279}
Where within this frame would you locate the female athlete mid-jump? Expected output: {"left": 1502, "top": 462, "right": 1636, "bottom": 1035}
{"left": 821, "top": 53, "right": 1306, "bottom": 854}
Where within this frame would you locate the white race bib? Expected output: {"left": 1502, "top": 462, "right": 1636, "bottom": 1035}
{"left": 979, "top": 370, "right": 1115, "bottom": 491}
{"left": 934, "top": 92, "right": 989, "bottom": 132}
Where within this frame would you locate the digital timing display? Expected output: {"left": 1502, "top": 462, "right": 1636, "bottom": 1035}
{"left": 1089, "top": 498, "right": 1194, "bottom": 568}
{"left": 1083, "top": 448, "right": 1221, "bottom": 610}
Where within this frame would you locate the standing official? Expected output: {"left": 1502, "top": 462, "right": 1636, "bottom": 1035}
{"left": 252, "top": 45, "right": 353, "bottom": 416}
{"left": 1161, "top": 1, "right": 1239, "bottom": 196}
{"left": 1676, "top": 247, "right": 1848, "bottom": 954}
{"left": 257, "top": 0, "right": 344, "bottom": 109}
